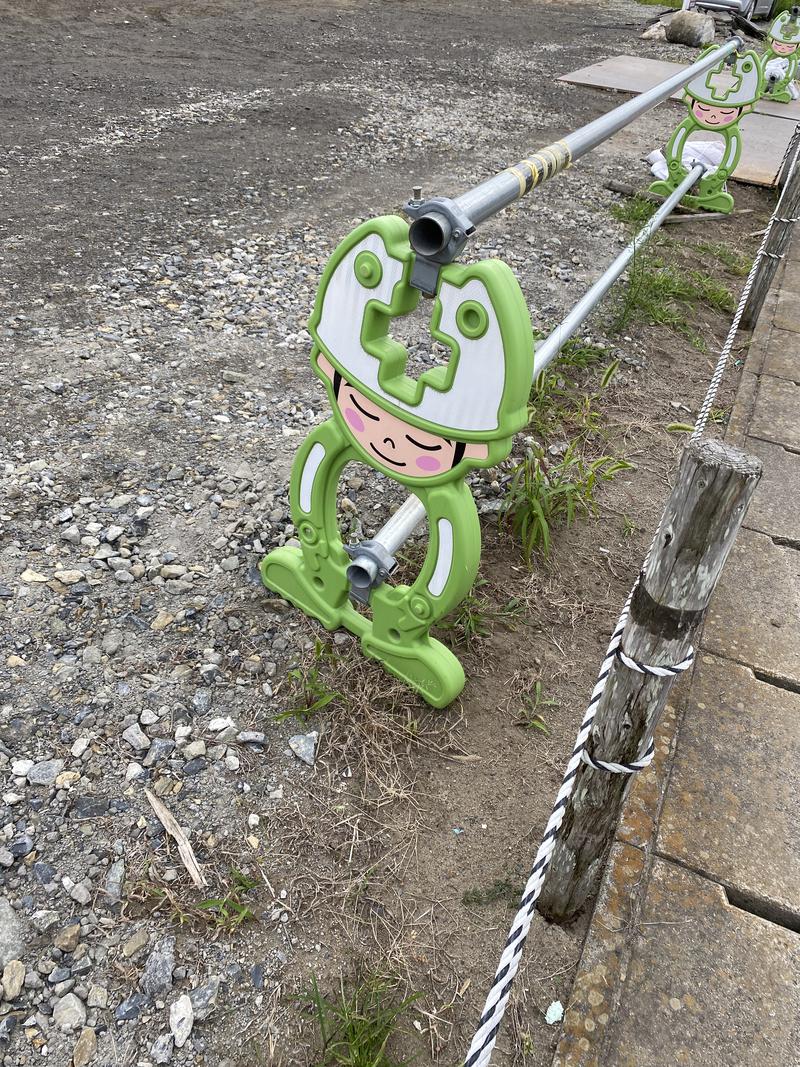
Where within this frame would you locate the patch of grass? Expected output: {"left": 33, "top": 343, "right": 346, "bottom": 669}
{"left": 621, "top": 514, "right": 639, "bottom": 539}
{"left": 197, "top": 867, "right": 259, "bottom": 932}
{"left": 610, "top": 194, "right": 657, "bottom": 229}
{"left": 609, "top": 249, "right": 734, "bottom": 348}
{"left": 558, "top": 336, "right": 611, "bottom": 370}
{"left": 277, "top": 638, "right": 343, "bottom": 723}
{"left": 515, "top": 681, "right": 558, "bottom": 733}
{"left": 463, "top": 878, "right": 522, "bottom": 908}
{"left": 528, "top": 341, "right": 618, "bottom": 441}
{"left": 636, "top": 0, "right": 680, "bottom": 7}
{"left": 130, "top": 866, "right": 260, "bottom": 933}
{"left": 696, "top": 241, "right": 752, "bottom": 277}
{"left": 503, "top": 442, "right": 633, "bottom": 562}
{"left": 299, "top": 974, "right": 419, "bottom": 1067}
{"left": 439, "top": 578, "right": 523, "bottom": 646}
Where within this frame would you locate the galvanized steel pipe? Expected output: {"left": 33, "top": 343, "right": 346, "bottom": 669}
{"left": 533, "top": 162, "right": 706, "bottom": 375}
{"left": 408, "top": 36, "right": 743, "bottom": 258}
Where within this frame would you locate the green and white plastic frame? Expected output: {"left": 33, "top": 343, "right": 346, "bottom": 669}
{"left": 761, "top": 10, "right": 800, "bottom": 104}
{"left": 260, "top": 216, "right": 533, "bottom": 707}
{"left": 649, "top": 47, "right": 764, "bottom": 215}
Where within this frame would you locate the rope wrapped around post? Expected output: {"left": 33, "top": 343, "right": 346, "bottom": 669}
{"left": 462, "top": 439, "right": 761, "bottom": 1067}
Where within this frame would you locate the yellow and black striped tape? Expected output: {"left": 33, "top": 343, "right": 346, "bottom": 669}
{"left": 505, "top": 139, "right": 572, "bottom": 197}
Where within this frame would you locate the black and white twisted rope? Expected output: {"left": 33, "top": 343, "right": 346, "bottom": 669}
{"left": 581, "top": 645, "right": 695, "bottom": 774}
{"left": 462, "top": 125, "right": 800, "bottom": 1067}
{"left": 693, "top": 123, "right": 800, "bottom": 440}
{"left": 462, "top": 584, "right": 635, "bottom": 1067}
{"left": 775, "top": 121, "right": 800, "bottom": 186}
{"left": 616, "top": 645, "right": 695, "bottom": 677}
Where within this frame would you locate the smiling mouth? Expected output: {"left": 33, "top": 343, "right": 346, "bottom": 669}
{"left": 370, "top": 443, "right": 406, "bottom": 467}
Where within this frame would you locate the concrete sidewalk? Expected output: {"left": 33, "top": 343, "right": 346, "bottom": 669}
{"left": 553, "top": 236, "right": 800, "bottom": 1066}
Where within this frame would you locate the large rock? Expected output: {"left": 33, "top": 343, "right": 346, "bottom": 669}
{"left": 1, "top": 959, "right": 25, "bottom": 1000}
{"left": 27, "top": 758, "right": 64, "bottom": 786}
{"left": 139, "top": 936, "right": 175, "bottom": 997}
{"left": 665, "top": 10, "right": 715, "bottom": 47}
{"left": 72, "top": 1027, "right": 97, "bottom": 1067}
{"left": 53, "top": 992, "right": 87, "bottom": 1032}
{"left": 169, "top": 994, "right": 193, "bottom": 1048}
{"left": 0, "top": 899, "right": 24, "bottom": 968}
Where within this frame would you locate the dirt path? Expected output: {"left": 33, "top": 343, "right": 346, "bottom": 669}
{"left": 0, "top": 3, "right": 773, "bottom": 1066}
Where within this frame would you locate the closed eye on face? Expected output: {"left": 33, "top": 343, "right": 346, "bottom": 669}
{"left": 405, "top": 434, "right": 443, "bottom": 452}
{"left": 349, "top": 392, "right": 379, "bottom": 421}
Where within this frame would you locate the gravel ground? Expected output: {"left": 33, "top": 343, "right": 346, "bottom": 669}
{"left": 0, "top": 3, "right": 773, "bottom": 1066}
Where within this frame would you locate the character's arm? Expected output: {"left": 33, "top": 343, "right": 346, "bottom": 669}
{"left": 665, "top": 117, "right": 693, "bottom": 179}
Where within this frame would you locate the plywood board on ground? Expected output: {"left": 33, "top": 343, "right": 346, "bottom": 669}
{"left": 560, "top": 56, "right": 798, "bottom": 187}
{"left": 737, "top": 112, "right": 795, "bottom": 185}
{"left": 560, "top": 54, "right": 800, "bottom": 122}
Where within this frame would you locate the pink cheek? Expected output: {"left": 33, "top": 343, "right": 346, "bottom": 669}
{"left": 415, "top": 455, "right": 442, "bottom": 473}
{"left": 344, "top": 408, "right": 365, "bottom": 433}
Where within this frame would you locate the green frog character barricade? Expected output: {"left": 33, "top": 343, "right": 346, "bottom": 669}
{"left": 260, "top": 216, "right": 533, "bottom": 707}
{"left": 649, "top": 48, "right": 764, "bottom": 215}
{"left": 762, "top": 8, "right": 800, "bottom": 104}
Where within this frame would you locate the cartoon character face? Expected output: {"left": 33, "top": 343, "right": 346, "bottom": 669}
{"left": 690, "top": 101, "right": 742, "bottom": 129}
{"left": 317, "top": 354, "right": 488, "bottom": 478}
{"left": 772, "top": 40, "right": 798, "bottom": 56}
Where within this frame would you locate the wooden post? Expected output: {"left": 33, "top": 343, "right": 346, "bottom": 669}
{"left": 537, "top": 439, "right": 762, "bottom": 923}
{"left": 740, "top": 124, "right": 800, "bottom": 331}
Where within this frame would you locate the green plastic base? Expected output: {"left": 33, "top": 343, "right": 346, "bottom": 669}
{"left": 260, "top": 549, "right": 465, "bottom": 708}
{"left": 649, "top": 178, "right": 734, "bottom": 215}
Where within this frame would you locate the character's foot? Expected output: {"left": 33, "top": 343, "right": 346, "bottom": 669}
{"left": 648, "top": 179, "right": 675, "bottom": 200}
{"left": 682, "top": 191, "right": 735, "bottom": 215}
{"left": 361, "top": 630, "right": 465, "bottom": 708}
{"left": 260, "top": 546, "right": 347, "bottom": 631}
{"left": 770, "top": 90, "right": 792, "bottom": 103}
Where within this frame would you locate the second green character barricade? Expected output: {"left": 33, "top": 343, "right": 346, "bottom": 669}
{"left": 260, "top": 216, "right": 534, "bottom": 707}
{"left": 762, "top": 8, "right": 800, "bottom": 104}
{"left": 649, "top": 47, "right": 764, "bottom": 215}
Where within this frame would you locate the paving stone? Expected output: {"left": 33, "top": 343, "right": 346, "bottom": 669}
{"left": 778, "top": 253, "right": 800, "bottom": 294}
{"left": 658, "top": 656, "right": 800, "bottom": 918}
{"left": 603, "top": 860, "right": 800, "bottom": 1067}
{"left": 773, "top": 287, "right": 800, "bottom": 333}
{"left": 553, "top": 842, "right": 647, "bottom": 1067}
{"left": 702, "top": 528, "right": 800, "bottom": 687}
{"left": 742, "top": 437, "right": 800, "bottom": 542}
{"left": 761, "top": 328, "right": 800, "bottom": 384}
{"left": 749, "top": 373, "right": 800, "bottom": 451}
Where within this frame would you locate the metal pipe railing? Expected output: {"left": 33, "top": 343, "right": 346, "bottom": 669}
{"left": 533, "top": 162, "right": 706, "bottom": 374}
{"left": 350, "top": 164, "right": 707, "bottom": 589}
{"left": 405, "top": 36, "right": 742, "bottom": 280}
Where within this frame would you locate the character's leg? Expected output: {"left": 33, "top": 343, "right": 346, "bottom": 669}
{"left": 679, "top": 129, "right": 737, "bottom": 214}
{"left": 649, "top": 119, "right": 691, "bottom": 201}
{"left": 363, "top": 479, "right": 481, "bottom": 708}
{"left": 772, "top": 58, "right": 797, "bottom": 102}
{"left": 681, "top": 177, "right": 735, "bottom": 215}
{"left": 260, "top": 419, "right": 358, "bottom": 632}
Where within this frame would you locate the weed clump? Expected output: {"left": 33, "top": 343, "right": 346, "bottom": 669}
{"left": 503, "top": 442, "right": 632, "bottom": 561}
{"left": 300, "top": 975, "right": 419, "bottom": 1067}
